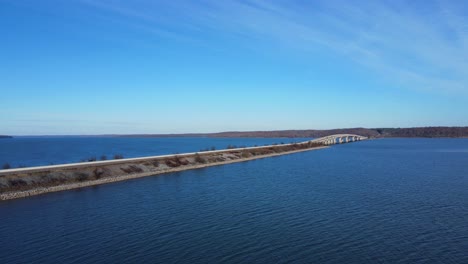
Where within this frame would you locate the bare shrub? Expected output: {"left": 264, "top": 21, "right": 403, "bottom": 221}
{"left": 100, "top": 155, "right": 107, "bottom": 161}
{"left": 241, "top": 151, "right": 251, "bottom": 158}
{"left": 93, "top": 168, "right": 108, "bottom": 179}
{"left": 165, "top": 155, "right": 189, "bottom": 167}
{"left": 2, "top": 163, "right": 11, "bottom": 170}
{"left": 0, "top": 177, "right": 9, "bottom": 190}
{"left": 194, "top": 153, "right": 206, "bottom": 164}
{"left": 132, "top": 165, "right": 144, "bottom": 173}
{"left": 151, "top": 160, "right": 160, "bottom": 167}
{"left": 44, "top": 172, "right": 68, "bottom": 184}
{"left": 232, "top": 152, "right": 242, "bottom": 158}
{"left": 254, "top": 149, "right": 270, "bottom": 155}
{"left": 74, "top": 172, "right": 90, "bottom": 182}
{"left": 165, "top": 159, "right": 180, "bottom": 168}
{"left": 8, "top": 178, "right": 28, "bottom": 187}
{"left": 178, "top": 157, "right": 189, "bottom": 166}
{"left": 120, "top": 165, "right": 143, "bottom": 174}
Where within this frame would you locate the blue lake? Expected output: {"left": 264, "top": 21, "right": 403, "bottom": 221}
{"left": 1, "top": 138, "right": 468, "bottom": 263}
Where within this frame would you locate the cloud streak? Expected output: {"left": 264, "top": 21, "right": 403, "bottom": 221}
{"left": 80, "top": 0, "right": 468, "bottom": 95}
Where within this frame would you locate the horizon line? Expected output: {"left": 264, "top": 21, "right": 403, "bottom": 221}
{"left": 3, "top": 126, "right": 468, "bottom": 137}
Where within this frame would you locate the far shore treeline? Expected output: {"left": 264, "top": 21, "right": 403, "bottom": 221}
{"left": 2, "top": 126, "right": 468, "bottom": 139}
{"left": 117, "top": 126, "right": 468, "bottom": 139}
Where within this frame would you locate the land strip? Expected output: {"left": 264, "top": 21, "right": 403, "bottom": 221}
{"left": 0, "top": 141, "right": 326, "bottom": 201}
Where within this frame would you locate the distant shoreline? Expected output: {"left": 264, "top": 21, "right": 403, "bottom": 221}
{"left": 115, "top": 126, "right": 468, "bottom": 138}
{"left": 5, "top": 126, "right": 468, "bottom": 139}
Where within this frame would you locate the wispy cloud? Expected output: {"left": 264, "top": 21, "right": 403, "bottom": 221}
{"left": 80, "top": 0, "right": 468, "bottom": 95}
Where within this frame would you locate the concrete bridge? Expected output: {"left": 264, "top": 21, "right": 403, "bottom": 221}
{"left": 305, "top": 134, "right": 368, "bottom": 145}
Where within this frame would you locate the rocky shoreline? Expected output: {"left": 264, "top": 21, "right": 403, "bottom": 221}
{"left": 0, "top": 142, "right": 327, "bottom": 201}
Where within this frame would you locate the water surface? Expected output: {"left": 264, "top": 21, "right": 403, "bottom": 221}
{"left": 0, "top": 138, "right": 467, "bottom": 263}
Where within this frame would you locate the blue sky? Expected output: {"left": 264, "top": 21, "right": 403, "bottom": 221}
{"left": 1, "top": 0, "right": 467, "bottom": 135}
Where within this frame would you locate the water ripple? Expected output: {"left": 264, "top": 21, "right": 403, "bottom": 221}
{"left": 1, "top": 139, "right": 468, "bottom": 263}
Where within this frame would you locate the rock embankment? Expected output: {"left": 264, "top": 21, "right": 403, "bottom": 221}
{"left": 0, "top": 141, "right": 326, "bottom": 201}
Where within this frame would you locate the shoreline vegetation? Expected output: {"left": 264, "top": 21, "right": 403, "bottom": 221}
{"left": 0, "top": 141, "right": 325, "bottom": 201}
{"left": 3, "top": 126, "right": 468, "bottom": 139}
{"left": 116, "top": 126, "right": 468, "bottom": 138}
